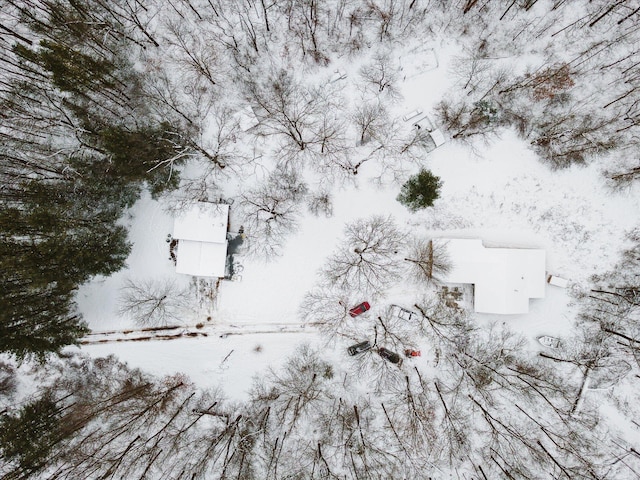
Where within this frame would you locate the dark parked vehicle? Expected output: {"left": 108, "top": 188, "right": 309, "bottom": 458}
{"left": 378, "top": 347, "right": 403, "bottom": 365}
{"left": 349, "top": 301, "right": 370, "bottom": 317}
{"left": 348, "top": 341, "right": 372, "bottom": 356}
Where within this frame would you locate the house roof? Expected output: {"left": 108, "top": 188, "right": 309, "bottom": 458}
{"left": 175, "top": 240, "right": 228, "bottom": 278}
{"left": 173, "top": 203, "right": 229, "bottom": 243}
{"left": 173, "top": 202, "right": 229, "bottom": 278}
{"left": 436, "top": 238, "right": 546, "bottom": 314}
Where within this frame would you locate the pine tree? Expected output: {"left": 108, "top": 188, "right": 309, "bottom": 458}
{"left": 0, "top": 0, "right": 187, "bottom": 361}
{"left": 0, "top": 395, "right": 64, "bottom": 474}
{"left": 0, "top": 266, "right": 89, "bottom": 360}
{"left": 396, "top": 169, "right": 442, "bottom": 212}
{"left": 0, "top": 174, "right": 130, "bottom": 359}
{"left": 95, "top": 123, "right": 184, "bottom": 195}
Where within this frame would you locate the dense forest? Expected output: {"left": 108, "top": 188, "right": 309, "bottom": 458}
{"left": 1, "top": 0, "right": 640, "bottom": 478}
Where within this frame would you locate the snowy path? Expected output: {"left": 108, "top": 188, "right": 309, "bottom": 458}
{"left": 81, "top": 322, "right": 314, "bottom": 345}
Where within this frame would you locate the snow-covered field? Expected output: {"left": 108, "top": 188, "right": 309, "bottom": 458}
{"left": 75, "top": 43, "right": 639, "bottom": 399}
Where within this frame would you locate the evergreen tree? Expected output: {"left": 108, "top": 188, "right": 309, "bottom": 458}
{"left": 0, "top": 395, "right": 63, "bottom": 475}
{"left": 96, "top": 123, "right": 183, "bottom": 196}
{"left": 0, "top": 0, "right": 187, "bottom": 360}
{"left": 0, "top": 277, "right": 88, "bottom": 360}
{"left": 396, "top": 169, "right": 442, "bottom": 212}
{"left": 1, "top": 177, "right": 133, "bottom": 288}
{"left": 13, "top": 40, "right": 118, "bottom": 96}
{"left": 0, "top": 174, "right": 130, "bottom": 359}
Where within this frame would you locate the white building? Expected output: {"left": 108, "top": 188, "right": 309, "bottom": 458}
{"left": 173, "top": 202, "right": 230, "bottom": 278}
{"left": 436, "top": 238, "right": 546, "bottom": 314}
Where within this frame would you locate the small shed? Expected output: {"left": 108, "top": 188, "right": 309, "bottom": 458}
{"left": 173, "top": 202, "right": 230, "bottom": 278}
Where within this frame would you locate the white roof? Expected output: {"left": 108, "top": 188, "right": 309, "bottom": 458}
{"left": 548, "top": 275, "right": 569, "bottom": 288}
{"left": 173, "top": 202, "right": 229, "bottom": 277}
{"left": 429, "top": 129, "right": 446, "bottom": 147}
{"left": 173, "top": 203, "right": 229, "bottom": 243}
{"left": 437, "top": 238, "right": 546, "bottom": 314}
{"left": 175, "top": 240, "right": 228, "bottom": 277}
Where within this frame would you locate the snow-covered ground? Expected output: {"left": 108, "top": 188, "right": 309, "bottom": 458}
{"left": 75, "top": 332, "right": 321, "bottom": 400}
{"left": 74, "top": 36, "right": 639, "bottom": 402}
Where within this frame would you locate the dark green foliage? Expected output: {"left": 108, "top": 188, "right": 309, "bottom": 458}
{"left": 0, "top": 0, "right": 193, "bottom": 359}
{"left": 11, "top": 6, "right": 182, "bottom": 195}
{"left": 13, "top": 41, "right": 117, "bottom": 95}
{"left": 0, "top": 361, "right": 17, "bottom": 397}
{"left": 39, "top": 40, "right": 116, "bottom": 93}
{"left": 474, "top": 100, "right": 500, "bottom": 124}
{"left": 0, "top": 174, "right": 129, "bottom": 360}
{"left": 1, "top": 217, "right": 131, "bottom": 288}
{"left": 0, "top": 395, "right": 63, "bottom": 474}
{"left": 1, "top": 176, "right": 133, "bottom": 288}
{"left": 97, "top": 124, "right": 183, "bottom": 195}
{"left": 0, "top": 279, "right": 88, "bottom": 361}
{"left": 396, "top": 169, "right": 442, "bottom": 211}
{"left": 12, "top": 40, "right": 182, "bottom": 194}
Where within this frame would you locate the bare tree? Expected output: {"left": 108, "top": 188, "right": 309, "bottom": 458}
{"left": 202, "top": 106, "right": 247, "bottom": 171}
{"left": 244, "top": 70, "right": 360, "bottom": 176}
{"left": 435, "top": 96, "right": 503, "bottom": 141}
{"left": 250, "top": 344, "right": 334, "bottom": 431}
{"left": 455, "top": 52, "right": 490, "bottom": 92}
{"left": 306, "top": 188, "right": 333, "bottom": 217}
{"left": 244, "top": 69, "right": 321, "bottom": 163}
{"left": 164, "top": 18, "right": 223, "bottom": 88}
{"left": 238, "top": 167, "right": 307, "bottom": 257}
{"left": 448, "top": 44, "right": 509, "bottom": 96}
{"left": 118, "top": 278, "right": 190, "bottom": 327}
{"left": 357, "top": 117, "right": 427, "bottom": 185}
{"left": 144, "top": 71, "right": 213, "bottom": 132}
{"left": 282, "top": 0, "right": 330, "bottom": 65}
{"left": 4, "top": 353, "right": 216, "bottom": 480}
{"left": 380, "top": 371, "right": 441, "bottom": 466}
{"left": 574, "top": 237, "right": 640, "bottom": 373}
{"left": 306, "top": 107, "right": 359, "bottom": 180}
{"left": 161, "top": 170, "right": 224, "bottom": 218}
{"left": 299, "top": 285, "right": 369, "bottom": 342}
{"left": 399, "top": 126, "right": 440, "bottom": 156}
{"left": 605, "top": 160, "right": 640, "bottom": 188}
{"left": 530, "top": 111, "right": 618, "bottom": 168}
{"left": 404, "top": 238, "right": 451, "bottom": 285}
{"left": 413, "top": 293, "right": 473, "bottom": 348}
{"left": 143, "top": 73, "right": 249, "bottom": 174}
{"left": 351, "top": 100, "right": 389, "bottom": 146}
{"left": 321, "top": 215, "right": 406, "bottom": 294}
{"left": 359, "top": 52, "right": 402, "bottom": 101}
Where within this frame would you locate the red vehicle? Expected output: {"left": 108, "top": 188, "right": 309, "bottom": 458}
{"left": 349, "top": 301, "right": 370, "bottom": 317}
{"left": 404, "top": 349, "right": 422, "bottom": 357}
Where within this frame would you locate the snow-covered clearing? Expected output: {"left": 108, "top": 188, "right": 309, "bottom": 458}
{"left": 75, "top": 42, "right": 639, "bottom": 399}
